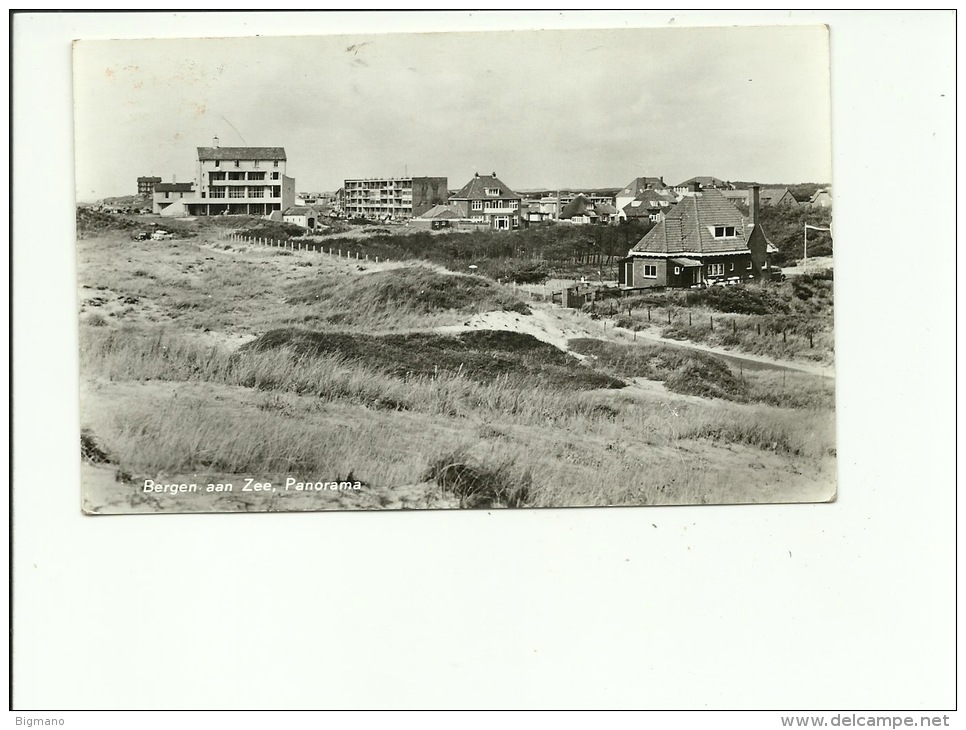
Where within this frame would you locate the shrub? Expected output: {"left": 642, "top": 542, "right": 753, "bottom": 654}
{"left": 424, "top": 450, "right": 532, "bottom": 508}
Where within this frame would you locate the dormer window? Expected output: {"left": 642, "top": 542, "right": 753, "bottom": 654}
{"left": 485, "top": 188, "right": 500, "bottom": 196}
{"left": 713, "top": 225, "right": 737, "bottom": 238}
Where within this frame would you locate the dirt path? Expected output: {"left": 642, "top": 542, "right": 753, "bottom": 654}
{"left": 437, "top": 301, "right": 835, "bottom": 379}
{"left": 611, "top": 326, "right": 835, "bottom": 379}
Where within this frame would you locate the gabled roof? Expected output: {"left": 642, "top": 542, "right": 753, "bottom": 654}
{"left": 450, "top": 173, "right": 519, "bottom": 201}
{"left": 760, "top": 188, "right": 796, "bottom": 205}
{"left": 137, "top": 176, "right": 162, "bottom": 183}
{"left": 630, "top": 189, "right": 753, "bottom": 255}
{"left": 154, "top": 182, "right": 194, "bottom": 193}
{"left": 283, "top": 206, "right": 316, "bottom": 216}
{"left": 674, "top": 176, "right": 731, "bottom": 189}
{"left": 618, "top": 176, "right": 666, "bottom": 198}
{"left": 197, "top": 146, "right": 287, "bottom": 161}
{"left": 595, "top": 203, "right": 618, "bottom": 215}
{"left": 417, "top": 204, "right": 462, "bottom": 220}
{"left": 809, "top": 188, "right": 832, "bottom": 203}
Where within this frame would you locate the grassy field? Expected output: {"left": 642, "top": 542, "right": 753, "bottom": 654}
{"left": 76, "top": 217, "right": 836, "bottom": 512}
{"left": 596, "top": 271, "right": 835, "bottom": 365}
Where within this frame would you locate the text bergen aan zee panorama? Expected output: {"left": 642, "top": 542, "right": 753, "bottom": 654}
{"left": 142, "top": 478, "right": 362, "bottom": 494}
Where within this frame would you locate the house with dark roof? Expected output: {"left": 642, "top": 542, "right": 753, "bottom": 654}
{"left": 615, "top": 176, "right": 667, "bottom": 213}
{"left": 282, "top": 206, "right": 319, "bottom": 230}
{"left": 558, "top": 194, "right": 619, "bottom": 225}
{"left": 184, "top": 137, "right": 295, "bottom": 216}
{"left": 618, "top": 189, "right": 678, "bottom": 223}
{"left": 448, "top": 172, "right": 522, "bottom": 231}
{"left": 671, "top": 176, "right": 736, "bottom": 195}
{"left": 618, "top": 186, "right": 777, "bottom": 290}
{"left": 410, "top": 204, "right": 464, "bottom": 230}
{"left": 152, "top": 182, "right": 195, "bottom": 214}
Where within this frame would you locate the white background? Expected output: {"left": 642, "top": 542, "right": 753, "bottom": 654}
{"left": 8, "top": 10, "right": 958, "bottom": 717}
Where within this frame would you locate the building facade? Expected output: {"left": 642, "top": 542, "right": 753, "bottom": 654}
{"left": 618, "top": 186, "right": 776, "bottom": 290}
{"left": 448, "top": 172, "right": 522, "bottom": 231}
{"left": 137, "top": 176, "right": 162, "bottom": 196}
{"left": 343, "top": 176, "right": 448, "bottom": 219}
{"left": 185, "top": 141, "right": 295, "bottom": 216}
{"left": 152, "top": 182, "right": 195, "bottom": 214}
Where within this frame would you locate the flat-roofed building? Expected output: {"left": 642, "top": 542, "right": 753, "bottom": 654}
{"left": 343, "top": 176, "right": 448, "bottom": 219}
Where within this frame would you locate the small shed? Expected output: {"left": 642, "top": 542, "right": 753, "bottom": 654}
{"left": 282, "top": 206, "right": 318, "bottom": 230}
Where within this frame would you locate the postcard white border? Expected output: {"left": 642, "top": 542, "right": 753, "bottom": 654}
{"left": 9, "top": 9, "right": 957, "bottom": 714}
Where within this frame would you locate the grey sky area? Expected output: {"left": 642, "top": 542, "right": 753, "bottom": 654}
{"left": 73, "top": 25, "right": 831, "bottom": 200}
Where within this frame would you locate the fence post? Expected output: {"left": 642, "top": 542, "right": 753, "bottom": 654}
{"left": 710, "top": 316, "right": 714, "bottom": 331}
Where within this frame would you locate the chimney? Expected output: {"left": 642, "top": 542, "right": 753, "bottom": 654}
{"left": 750, "top": 185, "right": 760, "bottom": 225}
{"left": 474, "top": 172, "right": 479, "bottom": 178}
{"left": 691, "top": 181, "right": 701, "bottom": 193}
{"left": 491, "top": 171, "right": 496, "bottom": 178}
{"left": 212, "top": 136, "right": 219, "bottom": 148}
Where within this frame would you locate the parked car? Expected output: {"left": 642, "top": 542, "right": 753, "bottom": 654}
{"left": 769, "top": 267, "right": 786, "bottom": 282}
{"left": 151, "top": 230, "right": 174, "bottom": 241}
{"left": 132, "top": 231, "right": 150, "bottom": 241}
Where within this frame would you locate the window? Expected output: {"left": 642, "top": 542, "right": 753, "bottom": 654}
{"left": 164, "top": 192, "right": 169, "bottom": 199}
{"left": 273, "top": 160, "right": 279, "bottom": 167}
{"left": 272, "top": 172, "right": 280, "bottom": 180}
{"left": 674, "top": 266, "right": 681, "bottom": 275}
{"left": 730, "top": 262, "right": 735, "bottom": 271}
{"left": 472, "top": 200, "right": 483, "bottom": 211}
{"left": 272, "top": 186, "right": 281, "bottom": 197}
{"left": 229, "top": 187, "right": 245, "bottom": 198}
{"left": 713, "top": 226, "right": 736, "bottom": 238}
{"left": 643, "top": 264, "right": 657, "bottom": 278}
{"left": 229, "top": 172, "right": 245, "bottom": 181}
{"left": 708, "top": 263, "right": 724, "bottom": 276}
{"left": 509, "top": 200, "right": 520, "bottom": 210}
{"left": 210, "top": 187, "right": 226, "bottom": 199}
{"left": 485, "top": 187, "right": 500, "bottom": 196}
{"left": 253, "top": 160, "right": 260, "bottom": 168}
{"left": 747, "top": 261, "right": 753, "bottom": 270}
{"left": 214, "top": 160, "right": 220, "bottom": 168}
{"left": 248, "top": 172, "right": 265, "bottom": 181}
{"left": 234, "top": 160, "right": 240, "bottom": 167}
{"left": 249, "top": 187, "right": 264, "bottom": 198}
{"left": 209, "top": 172, "right": 226, "bottom": 181}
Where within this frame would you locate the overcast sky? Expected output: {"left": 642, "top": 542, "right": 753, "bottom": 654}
{"left": 73, "top": 24, "right": 831, "bottom": 200}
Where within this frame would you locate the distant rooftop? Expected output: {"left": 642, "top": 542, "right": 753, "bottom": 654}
{"left": 197, "top": 146, "right": 287, "bottom": 161}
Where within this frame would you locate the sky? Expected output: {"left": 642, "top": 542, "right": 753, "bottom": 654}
{"left": 73, "top": 24, "right": 832, "bottom": 201}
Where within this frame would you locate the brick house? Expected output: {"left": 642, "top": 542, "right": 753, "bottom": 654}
{"left": 618, "top": 185, "right": 777, "bottom": 290}
{"left": 448, "top": 172, "right": 521, "bottom": 231}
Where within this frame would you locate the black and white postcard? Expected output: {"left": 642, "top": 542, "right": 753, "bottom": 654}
{"left": 73, "top": 26, "right": 836, "bottom": 514}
